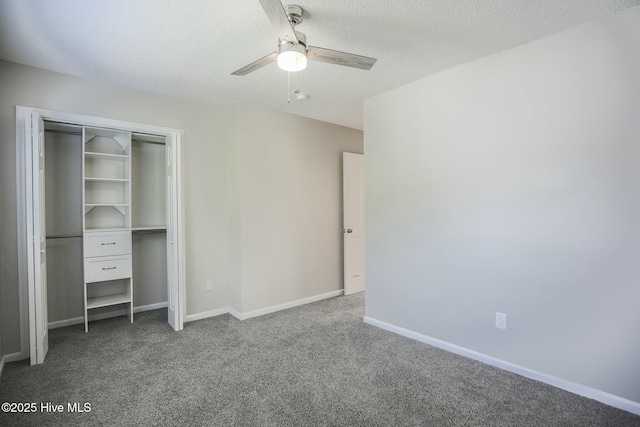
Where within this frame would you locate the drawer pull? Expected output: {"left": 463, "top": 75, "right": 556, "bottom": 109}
{"left": 101, "top": 266, "right": 117, "bottom": 271}
{"left": 101, "top": 242, "right": 117, "bottom": 246}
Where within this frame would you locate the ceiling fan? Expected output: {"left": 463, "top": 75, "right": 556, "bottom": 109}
{"left": 231, "top": 0, "right": 377, "bottom": 76}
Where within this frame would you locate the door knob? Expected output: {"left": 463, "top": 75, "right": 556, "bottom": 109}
{"left": 342, "top": 228, "right": 353, "bottom": 234}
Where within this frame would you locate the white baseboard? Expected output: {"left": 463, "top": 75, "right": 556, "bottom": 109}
{"left": 227, "top": 307, "right": 242, "bottom": 320}
{"left": 363, "top": 316, "right": 640, "bottom": 416}
{"left": 234, "top": 290, "right": 343, "bottom": 321}
{"left": 4, "top": 352, "right": 23, "bottom": 363}
{"left": 48, "top": 302, "right": 169, "bottom": 329}
{"left": 185, "top": 290, "right": 344, "bottom": 323}
{"left": 0, "top": 352, "right": 23, "bottom": 377}
{"left": 185, "top": 307, "right": 229, "bottom": 323}
{"left": 47, "top": 317, "right": 77, "bottom": 330}
{"left": 133, "top": 301, "right": 169, "bottom": 313}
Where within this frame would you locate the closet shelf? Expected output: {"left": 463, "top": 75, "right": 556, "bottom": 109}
{"left": 84, "top": 226, "right": 130, "bottom": 232}
{"left": 132, "top": 226, "right": 167, "bottom": 231}
{"left": 86, "top": 293, "right": 131, "bottom": 310}
{"left": 84, "top": 204, "right": 129, "bottom": 216}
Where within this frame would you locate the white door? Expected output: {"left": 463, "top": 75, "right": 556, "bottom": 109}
{"left": 166, "top": 134, "right": 183, "bottom": 331}
{"left": 29, "top": 113, "right": 49, "bottom": 364}
{"left": 343, "top": 152, "right": 365, "bottom": 295}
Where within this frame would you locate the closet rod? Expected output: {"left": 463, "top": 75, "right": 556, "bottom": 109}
{"left": 45, "top": 129, "right": 164, "bottom": 142}
{"left": 46, "top": 234, "right": 82, "bottom": 240}
{"left": 131, "top": 138, "right": 166, "bottom": 145}
{"left": 44, "top": 129, "right": 83, "bottom": 137}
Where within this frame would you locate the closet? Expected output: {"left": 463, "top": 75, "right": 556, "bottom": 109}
{"left": 19, "top": 107, "right": 184, "bottom": 365}
{"left": 44, "top": 121, "right": 168, "bottom": 332}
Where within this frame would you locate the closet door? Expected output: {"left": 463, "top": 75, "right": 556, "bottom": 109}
{"left": 29, "top": 113, "right": 49, "bottom": 364}
{"left": 166, "top": 134, "right": 182, "bottom": 331}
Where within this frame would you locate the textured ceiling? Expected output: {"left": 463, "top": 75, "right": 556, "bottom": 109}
{"left": 1, "top": 0, "right": 638, "bottom": 130}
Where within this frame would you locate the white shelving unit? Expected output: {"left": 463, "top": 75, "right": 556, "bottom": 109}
{"left": 82, "top": 127, "right": 134, "bottom": 332}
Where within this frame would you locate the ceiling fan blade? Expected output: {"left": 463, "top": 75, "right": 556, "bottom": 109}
{"left": 258, "top": 0, "right": 299, "bottom": 43}
{"left": 307, "top": 46, "right": 377, "bottom": 70}
{"left": 231, "top": 52, "right": 278, "bottom": 76}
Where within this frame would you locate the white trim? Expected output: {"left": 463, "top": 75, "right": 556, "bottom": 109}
{"left": 48, "top": 317, "right": 86, "bottom": 330}
{"left": 363, "top": 316, "right": 640, "bottom": 416}
{"left": 48, "top": 302, "right": 169, "bottom": 329}
{"left": 175, "top": 132, "right": 186, "bottom": 331}
{"left": 235, "top": 290, "right": 343, "bottom": 321}
{"left": 0, "top": 351, "right": 28, "bottom": 377}
{"left": 1, "top": 351, "right": 24, "bottom": 376}
{"left": 185, "top": 308, "right": 229, "bottom": 323}
{"left": 227, "top": 308, "right": 243, "bottom": 320}
{"left": 133, "top": 301, "right": 169, "bottom": 314}
{"left": 185, "top": 290, "right": 345, "bottom": 323}
{"left": 5, "top": 352, "right": 23, "bottom": 363}
{"left": 18, "top": 106, "right": 181, "bottom": 135}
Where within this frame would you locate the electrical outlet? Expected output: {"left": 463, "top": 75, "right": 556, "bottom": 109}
{"left": 205, "top": 279, "right": 214, "bottom": 291}
{"left": 495, "top": 312, "right": 507, "bottom": 330}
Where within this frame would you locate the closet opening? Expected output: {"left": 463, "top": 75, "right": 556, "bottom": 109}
{"left": 17, "top": 107, "right": 185, "bottom": 365}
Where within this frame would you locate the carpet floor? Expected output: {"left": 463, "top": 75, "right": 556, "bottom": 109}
{"left": 1, "top": 293, "right": 639, "bottom": 426}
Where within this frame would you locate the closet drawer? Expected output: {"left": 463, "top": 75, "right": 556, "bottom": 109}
{"left": 85, "top": 231, "right": 131, "bottom": 257}
{"left": 84, "top": 255, "right": 132, "bottom": 283}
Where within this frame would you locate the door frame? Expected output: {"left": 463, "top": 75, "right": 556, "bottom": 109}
{"left": 16, "top": 106, "right": 187, "bottom": 362}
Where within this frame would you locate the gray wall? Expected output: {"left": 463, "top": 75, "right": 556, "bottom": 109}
{"left": 231, "top": 105, "right": 363, "bottom": 313}
{"left": 364, "top": 5, "right": 640, "bottom": 404}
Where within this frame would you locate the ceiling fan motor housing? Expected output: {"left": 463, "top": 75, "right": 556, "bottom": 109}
{"left": 286, "top": 5, "right": 303, "bottom": 26}
{"left": 279, "top": 30, "right": 306, "bottom": 49}
{"left": 278, "top": 37, "right": 307, "bottom": 57}
{"left": 278, "top": 29, "right": 307, "bottom": 71}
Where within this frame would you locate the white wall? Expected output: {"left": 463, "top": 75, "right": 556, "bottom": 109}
{"left": 364, "top": 5, "right": 640, "bottom": 405}
{"left": 231, "top": 105, "right": 363, "bottom": 314}
{"left": 0, "top": 60, "right": 232, "bottom": 354}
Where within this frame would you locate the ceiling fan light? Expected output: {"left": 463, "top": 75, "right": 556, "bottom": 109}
{"left": 277, "top": 43, "right": 307, "bottom": 72}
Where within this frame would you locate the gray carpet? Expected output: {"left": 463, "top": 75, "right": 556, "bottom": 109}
{"left": 1, "top": 293, "right": 639, "bottom": 426}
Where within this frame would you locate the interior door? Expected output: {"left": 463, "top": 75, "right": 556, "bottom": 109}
{"left": 343, "top": 152, "right": 365, "bottom": 295}
{"left": 30, "top": 113, "right": 49, "bottom": 364}
{"left": 165, "top": 134, "right": 183, "bottom": 330}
